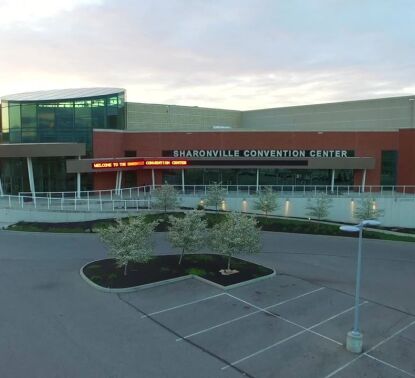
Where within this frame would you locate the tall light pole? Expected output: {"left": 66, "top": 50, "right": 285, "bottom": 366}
{"left": 340, "top": 219, "right": 380, "bottom": 353}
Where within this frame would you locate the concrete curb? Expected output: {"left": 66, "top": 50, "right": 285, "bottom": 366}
{"left": 192, "top": 269, "right": 276, "bottom": 291}
{"left": 80, "top": 258, "right": 275, "bottom": 293}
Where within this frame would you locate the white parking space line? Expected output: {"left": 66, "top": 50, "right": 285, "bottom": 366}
{"left": 366, "top": 318, "right": 415, "bottom": 354}
{"left": 221, "top": 300, "right": 368, "bottom": 370}
{"left": 222, "top": 330, "right": 307, "bottom": 370}
{"left": 265, "top": 287, "right": 325, "bottom": 309}
{"left": 226, "top": 292, "right": 345, "bottom": 344}
{"left": 365, "top": 354, "right": 415, "bottom": 377}
{"left": 140, "top": 293, "right": 225, "bottom": 318}
{"left": 176, "top": 287, "right": 325, "bottom": 341}
{"left": 324, "top": 319, "right": 415, "bottom": 378}
{"left": 308, "top": 301, "right": 369, "bottom": 330}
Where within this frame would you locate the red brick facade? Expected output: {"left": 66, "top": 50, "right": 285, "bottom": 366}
{"left": 92, "top": 130, "right": 413, "bottom": 190}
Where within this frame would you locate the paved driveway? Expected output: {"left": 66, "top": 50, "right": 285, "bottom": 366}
{"left": 0, "top": 230, "right": 414, "bottom": 378}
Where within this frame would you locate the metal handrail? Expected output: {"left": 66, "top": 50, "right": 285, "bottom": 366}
{"left": 1, "top": 183, "right": 414, "bottom": 213}
{"left": 17, "top": 184, "right": 415, "bottom": 199}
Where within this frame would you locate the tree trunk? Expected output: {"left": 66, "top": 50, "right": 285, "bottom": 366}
{"left": 179, "top": 248, "right": 185, "bottom": 265}
{"left": 227, "top": 254, "right": 231, "bottom": 271}
{"left": 123, "top": 262, "right": 128, "bottom": 276}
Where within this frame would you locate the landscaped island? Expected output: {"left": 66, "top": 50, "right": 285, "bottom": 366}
{"left": 82, "top": 254, "right": 274, "bottom": 289}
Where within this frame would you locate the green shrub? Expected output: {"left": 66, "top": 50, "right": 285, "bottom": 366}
{"left": 185, "top": 267, "right": 207, "bottom": 276}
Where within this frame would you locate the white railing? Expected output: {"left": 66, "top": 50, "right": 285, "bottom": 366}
{"left": 18, "top": 185, "right": 150, "bottom": 201}
{"left": 153, "top": 184, "right": 415, "bottom": 197}
{"left": 0, "top": 184, "right": 413, "bottom": 213}
{"left": 0, "top": 194, "right": 151, "bottom": 212}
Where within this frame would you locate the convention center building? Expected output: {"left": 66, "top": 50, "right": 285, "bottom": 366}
{"left": 0, "top": 87, "right": 414, "bottom": 195}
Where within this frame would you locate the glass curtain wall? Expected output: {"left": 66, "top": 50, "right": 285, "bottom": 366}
{"left": 0, "top": 92, "right": 125, "bottom": 193}
{"left": 1, "top": 92, "right": 125, "bottom": 155}
{"left": 164, "top": 168, "right": 353, "bottom": 188}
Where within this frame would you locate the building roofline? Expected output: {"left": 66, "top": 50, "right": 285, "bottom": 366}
{"left": 1, "top": 88, "right": 125, "bottom": 102}
{"left": 127, "top": 94, "right": 415, "bottom": 113}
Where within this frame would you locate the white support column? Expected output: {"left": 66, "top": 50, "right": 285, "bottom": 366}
{"left": 330, "top": 169, "right": 335, "bottom": 193}
{"left": 115, "top": 171, "right": 120, "bottom": 195}
{"left": 118, "top": 170, "right": 123, "bottom": 196}
{"left": 256, "top": 169, "right": 259, "bottom": 192}
{"left": 151, "top": 169, "right": 155, "bottom": 189}
{"left": 0, "top": 175, "right": 3, "bottom": 196}
{"left": 76, "top": 155, "right": 81, "bottom": 198}
{"left": 361, "top": 169, "right": 366, "bottom": 193}
{"left": 181, "top": 169, "right": 185, "bottom": 193}
{"left": 26, "top": 157, "right": 35, "bottom": 196}
{"left": 76, "top": 173, "right": 81, "bottom": 199}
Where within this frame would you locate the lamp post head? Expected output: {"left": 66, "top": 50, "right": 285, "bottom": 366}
{"left": 340, "top": 225, "right": 360, "bottom": 233}
{"left": 361, "top": 220, "right": 381, "bottom": 227}
{"left": 340, "top": 220, "right": 381, "bottom": 233}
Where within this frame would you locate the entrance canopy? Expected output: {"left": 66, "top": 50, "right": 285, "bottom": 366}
{"left": 66, "top": 156, "right": 375, "bottom": 173}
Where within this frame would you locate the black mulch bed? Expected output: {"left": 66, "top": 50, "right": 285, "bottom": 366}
{"left": 83, "top": 254, "right": 274, "bottom": 289}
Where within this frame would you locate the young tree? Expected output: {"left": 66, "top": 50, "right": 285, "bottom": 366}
{"left": 168, "top": 211, "right": 208, "bottom": 264}
{"left": 306, "top": 193, "right": 333, "bottom": 221}
{"left": 254, "top": 187, "right": 279, "bottom": 217}
{"left": 98, "top": 216, "right": 158, "bottom": 276}
{"left": 354, "top": 197, "right": 384, "bottom": 221}
{"left": 206, "top": 182, "right": 227, "bottom": 212}
{"left": 210, "top": 212, "right": 261, "bottom": 272}
{"left": 152, "top": 183, "right": 180, "bottom": 212}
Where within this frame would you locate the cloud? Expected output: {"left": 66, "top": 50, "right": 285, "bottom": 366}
{"left": 0, "top": 0, "right": 414, "bottom": 109}
{"left": 0, "top": 0, "right": 103, "bottom": 29}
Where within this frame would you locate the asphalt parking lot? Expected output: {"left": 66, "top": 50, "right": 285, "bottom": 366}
{"left": 119, "top": 276, "right": 415, "bottom": 378}
{"left": 0, "top": 230, "right": 414, "bottom": 378}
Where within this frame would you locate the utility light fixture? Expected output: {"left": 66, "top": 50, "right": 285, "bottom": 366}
{"left": 340, "top": 219, "right": 381, "bottom": 353}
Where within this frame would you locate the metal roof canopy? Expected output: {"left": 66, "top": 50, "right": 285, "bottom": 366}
{"left": 1, "top": 88, "right": 125, "bottom": 102}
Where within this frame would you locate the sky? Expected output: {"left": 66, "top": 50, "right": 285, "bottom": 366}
{"left": 1, "top": 0, "right": 414, "bottom": 110}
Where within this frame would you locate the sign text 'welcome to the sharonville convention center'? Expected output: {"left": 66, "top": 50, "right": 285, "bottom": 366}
{"left": 167, "top": 149, "right": 353, "bottom": 158}
{"left": 92, "top": 159, "right": 188, "bottom": 169}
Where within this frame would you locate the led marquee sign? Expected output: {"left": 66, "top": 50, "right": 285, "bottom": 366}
{"left": 92, "top": 159, "right": 188, "bottom": 170}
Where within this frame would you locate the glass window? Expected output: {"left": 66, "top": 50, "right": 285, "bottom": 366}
{"left": 38, "top": 105, "right": 56, "bottom": 142}
{"left": 91, "top": 99, "right": 105, "bottom": 107}
{"left": 236, "top": 169, "right": 257, "bottom": 185}
{"left": 21, "top": 104, "right": 37, "bottom": 142}
{"left": 162, "top": 170, "right": 181, "bottom": 185}
{"left": 381, "top": 150, "right": 398, "bottom": 186}
{"left": 0, "top": 158, "right": 29, "bottom": 194}
{"left": 124, "top": 150, "right": 137, "bottom": 157}
{"left": 9, "top": 102, "right": 21, "bottom": 142}
{"left": 91, "top": 106, "right": 106, "bottom": 129}
{"left": 107, "top": 96, "right": 118, "bottom": 107}
{"left": 55, "top": 105, "right": 74, "bottom": 142}
{"left": 1, "top": 101, "right": 10, "bottom": 142}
